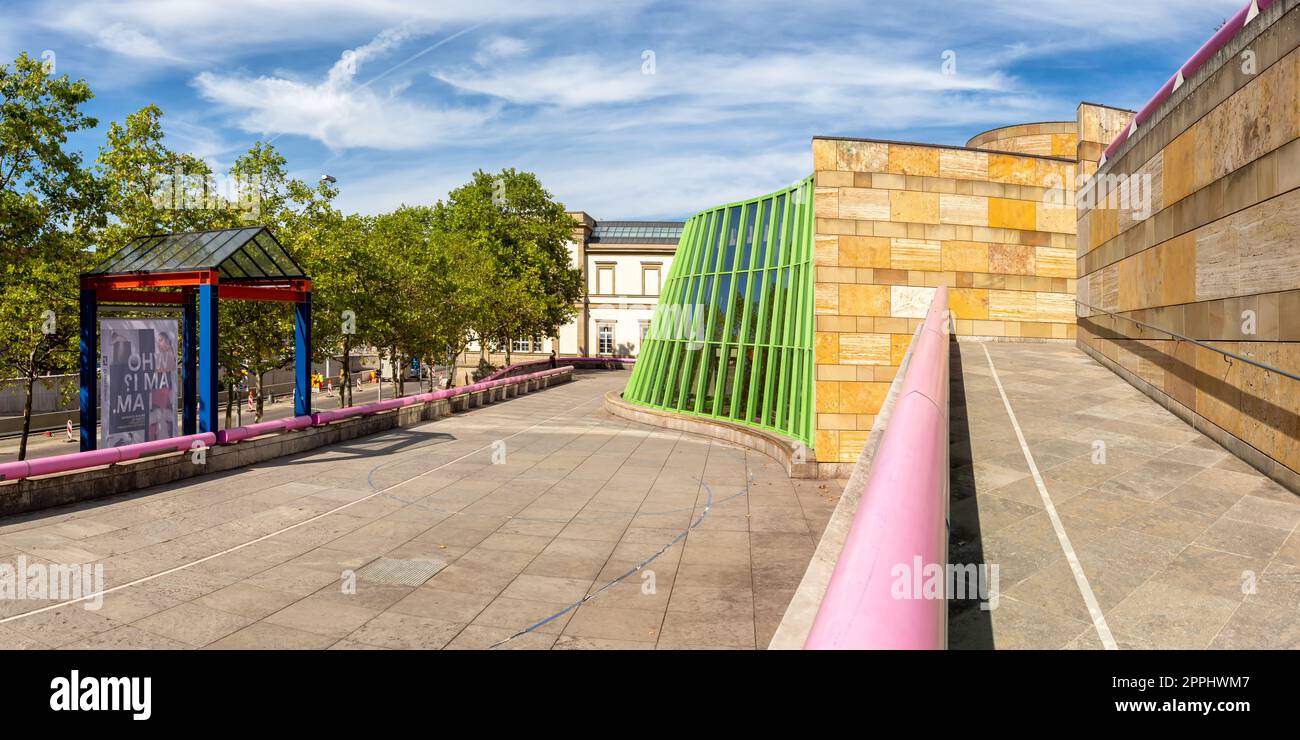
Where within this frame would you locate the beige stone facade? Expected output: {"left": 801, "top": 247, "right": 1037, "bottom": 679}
{"left": 1076, "top": 1, "right": 1300, "bottom": 486}
{"left": 811, "top": 137, "right": 1079, "bottom": 463}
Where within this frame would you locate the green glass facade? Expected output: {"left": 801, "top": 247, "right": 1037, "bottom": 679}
{"left": 624, "top": 177, "right": 815, "bottom": 444}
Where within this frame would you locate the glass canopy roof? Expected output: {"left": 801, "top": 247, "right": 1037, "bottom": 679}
{"left": 86, "top": 226, "right": 307, "bottom": 281}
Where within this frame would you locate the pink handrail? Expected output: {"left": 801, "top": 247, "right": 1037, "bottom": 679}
{"left": 0, "top": 432, "right": 218, "bottom": 482}
{"left": 481, "top": 355, "right": 636, "bottom": 382}
{"left": 805, "top": 286, "right": 950, "bottom": 650}
{"left": 1102, "top": 0, "right": 1274, "bottom": 163}
{"left": 0, "top": 366, "right": 572, "bottom": 483}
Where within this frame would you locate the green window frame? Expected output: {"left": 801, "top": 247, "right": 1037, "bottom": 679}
{"left": 623, "top": 177, "right": 814, "bottom": 444}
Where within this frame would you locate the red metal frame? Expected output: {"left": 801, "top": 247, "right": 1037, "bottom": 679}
{"left": 82, "top": 273, "right": 311, "bottom": 304}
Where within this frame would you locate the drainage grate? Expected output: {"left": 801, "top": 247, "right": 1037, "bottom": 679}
{"left": 354, "top": 557, "right": 447, "bottom": 587}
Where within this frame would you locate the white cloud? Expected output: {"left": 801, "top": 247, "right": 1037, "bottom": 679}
{"left": 435, "top": 48, "right": 1014, "bottom": 110}
{"left": 194, "top": 27, "right": 496, "bottom": 151}
{"left": 94, "top": 23, "right": 179, "bottom": 61}
{"left": 39, "top": 0, "right": 616, "bottom": 64}
{"left": 474, "top": 36, "right": 530, "bottom": 65}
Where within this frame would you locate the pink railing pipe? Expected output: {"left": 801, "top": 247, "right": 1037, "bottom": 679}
{"left": 0, "top": 432, "right": 218, "bottom": 482}
{"left": 805, "top": 286, "right": 950, "bottom": 650}
{"left": 482, "top": 356, "right": 635, "bottom": 382}
{"left": 1103, "top": 0, "right": 1274, "bottom": 162}
{"left": 0, "top": 366, "right": 572, "bottom": 483}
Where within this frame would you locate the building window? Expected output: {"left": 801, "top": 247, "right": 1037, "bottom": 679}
{"left": 511, "top": 337, "right": 542, "bottom": 353}
{"left": 596, "top": 263, "right": 615, "bottom": 295}
{"left": 598, "top": 324, "right": 615, "bottom": 354}
{"left": 642, "top": 263, "right": 661, "bottom": 296}
{"left": 639, "top": 320, "right": 651, "bottom": 345}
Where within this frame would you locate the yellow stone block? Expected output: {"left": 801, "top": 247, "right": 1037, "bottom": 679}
{"left": 938, "top": 149, "right": 988, "bottom": 180}
{"left": 988, "top": 243, "right": 1035, "bottom": 274}
{"left": 815, "top": 429, "right": 840, "bottom": 460}
{"left": 987, "top": 197, "right": 1036, "bottom": 230}
{"left": 1163, "top": 126, "right": 1197, "bottom": 205}
{"left": 815, "top": 283, "right": 839, "bottom": 315}
{"left": 839, "top": 381, "right": 890, "bottom": 414}
{"left": 838, "top": 188, "right": 891, "bottom": 221}
{"left": 815, "top": 332, "right": 839, "bottom": 363}
{"left": 1051, "top": 133, "right": 1075, "bottom": 157}
{"left": 887, "top": 145, "right": 940, "bottom": 176}
{"left": 941, "top": 241, "right": 989, "bottom": 273}
{"left": 815, "top": 381, "right": 840, "bottom": 413}
{"left": 890, "top": 334, "right": 911, "bottom": 365}
{"left": 988, "top": 153, "right": 1039, "bottom": 185}
{"left": 839, "top": 235, "right": 891, "bottom": 268}
{"left": 838, "top": 140, "right": 889, "bottom": 172}
{"left": 889, "top": 190, "right": 940, "bottom": 224}
{"left": 889, "top": 238, "right": 941, "bottom": 271}
{"left": 815, "top": 234, "right": 839, "bottom": 266}
{"left": 1035, "top": 292, "right": 1075, "bottom": 322}
{"left": 813, "top": 139, "right": 838, "bottom": 171}
{"left": 1034, "top": 247, "right": 1075, "bottom": 278}
{"left": 839, "top": 284, "right": 890, "bottom": 316}
{"left": 938, "top": 194, "right": 987, "bottom": 226}
{"left": 838, "top": 333, "right": 891, "bottom": 365}
{"left": 988, "top": 290, "right": 1038, "bottom": 321}
{"left": 1035, "top": 202, "right": 1076, "bottom": 234}
{"left": 837, "top": 432, "right": 870, "bottom": 463}
{"left": 949, "top": 288, "right": 989, "bottom": 320}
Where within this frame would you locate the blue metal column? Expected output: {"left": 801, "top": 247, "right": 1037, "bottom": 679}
{"left": 182, "top": 291, "right": 198, "bottom": 436}
{"left": 198, "top": 283, "right": 219, "bottom": 434}
{"left": 294, "top": 292, "right": 312, "bottom": 417}
{"left": 78, "top": 287, "right": 97, "bottom": 451}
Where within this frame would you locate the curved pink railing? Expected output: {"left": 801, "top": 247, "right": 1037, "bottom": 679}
{"left": 0, "top": 365, "right": 572, "bottom": 483}
{"left": 805, "top": 286, "right": 950, "bottom": 650}
{"left": 0, "top": 432, "right": 219, "bottom": 482}
{"left": 481, "top": 356, "right": 636, "bottom": 382}
{"left": 1102, "top": 0, "right": 1275, "bottom": 163}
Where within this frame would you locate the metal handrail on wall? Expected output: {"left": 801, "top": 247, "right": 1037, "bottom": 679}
{"left": 1076, "top": 300, "right": 1300, "bottom": 384}
{"left": 805, "top": 286, "right": 950, "bottom": 650}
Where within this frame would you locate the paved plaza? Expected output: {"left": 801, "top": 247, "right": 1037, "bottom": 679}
{"left": 1, "top": 343, "right": 1298, "bottom": 649}
{"left": 0, "top": 371, "right": 837, "bottom": 649}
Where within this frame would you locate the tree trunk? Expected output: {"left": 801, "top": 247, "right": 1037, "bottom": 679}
{"left": 445, "top": 351, "right": 457, "bottom": 389}
{"left": 255, "top": 372, "right": 265, "bottom": 422}
{"left": 17, "top": 372, "right": 35, "bottom": 461}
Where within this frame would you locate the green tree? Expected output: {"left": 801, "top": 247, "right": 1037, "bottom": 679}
{"left": 0, "top": 53, "right": 103, "bottom": 457}
{"left": 95, "top": 105, "right": 236, "bottom": 258}
{"left": 431, "top": 169, "right": 582, "bottom": 375}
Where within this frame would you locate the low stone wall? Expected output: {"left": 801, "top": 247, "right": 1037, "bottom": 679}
{"left": 602, "top": 392, "right": 820, "bottom": 479}
{"left": 0, "top": 370, "right": 572, "bottom": 517}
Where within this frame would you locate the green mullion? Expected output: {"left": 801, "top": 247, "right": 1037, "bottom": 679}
{"left": 747, "top": 194, "right": 781, "bottom": 425}
{"left": 710, "top": 203, "right": 749, "bottom": 416}
{"left": 778, "top": 181, "right": 811, "bottom": 435}
{"left": 763, "top": 191, "right": 795, "bottom": 428}
{"left": 790, "top": 176, "right": 811, "bottom": 442}
{"left": 634, "top": 217, "right": 693, "bottom": 404}
{"left": 730, "top": 198, "right": 767, "bottom": 421}
{"left": 643, "top": 216, "right": 700, "bottom": 404}
{"left": 672, "top": 211, "right": 714, "bottom": 409}
{"left": 677, "top": 208, "right": 722, "bottom": 409}
{"left": 692, "top": 206, "right": 731, "bottom": 413}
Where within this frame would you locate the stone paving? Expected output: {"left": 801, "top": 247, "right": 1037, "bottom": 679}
{"left": 950, "top": 342, "right": 1300, "bottom": 649}
{"left": 0, "top": 371, "right": 837, "bottom": 650}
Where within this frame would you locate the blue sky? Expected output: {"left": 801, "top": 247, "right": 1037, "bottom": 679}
{"left": 5, "top": 0, "right": 1245, "bottom": 220}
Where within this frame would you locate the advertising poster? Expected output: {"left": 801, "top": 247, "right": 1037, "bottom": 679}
{"left": 99, "top": 319, "right": 179, "bottom": 447}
